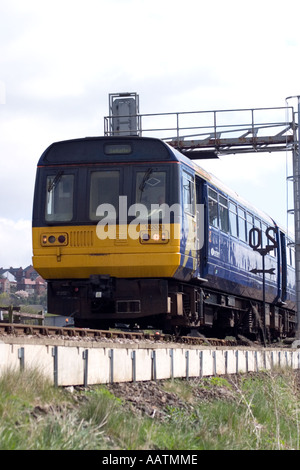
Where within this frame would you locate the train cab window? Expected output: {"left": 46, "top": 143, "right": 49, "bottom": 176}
{"left": 182, "top": 171, "right": 195, "bottom": 215}
{"left": 238, "top": 207, "right": 247, "bottom": 242}
{"left": 46, "top": 173, "right": 74, "bottom": 222}
{"left": 135, "top": 169, "right": 167, "bottom": 217}
{"left": 219, "top": 195, "right": 229, "bottom": 233}
{"left": 208, "top": 188, "right": 218, "bottom": 228}
{"left": 229, "top": 202, "right": 238, "bottom": 237}
{"left": 89, "top": 170, "right": 120, "bottom": 220}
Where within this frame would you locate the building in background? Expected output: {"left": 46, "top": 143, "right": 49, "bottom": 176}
{"left": 0, "top": 265, "right": 46, "bottom": 295}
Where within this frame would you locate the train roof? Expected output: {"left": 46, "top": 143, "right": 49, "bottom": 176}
{"left": 38, "top": 135, "right": 178, "bottom": 165}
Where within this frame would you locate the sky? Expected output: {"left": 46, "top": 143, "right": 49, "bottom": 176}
{"left": 1, "top": 0, "right": 300, "bottom": 268}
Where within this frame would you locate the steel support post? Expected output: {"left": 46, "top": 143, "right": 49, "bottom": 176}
{"left": 293, "top": 97, "right": 300, "bottom": 338}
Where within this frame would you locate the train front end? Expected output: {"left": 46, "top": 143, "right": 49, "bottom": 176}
{"left": 32, "top": 136, "right": 192, "bottom": 329}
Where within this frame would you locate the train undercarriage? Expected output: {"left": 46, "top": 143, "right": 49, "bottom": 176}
{"left": 47, "top": 275, "right": 297, "bottom": 343}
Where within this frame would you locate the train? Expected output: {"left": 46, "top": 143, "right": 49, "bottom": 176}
{"left": 32, "top": 135, "right": 297, "bottom": 341}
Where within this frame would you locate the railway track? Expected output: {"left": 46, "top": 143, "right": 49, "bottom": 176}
{"left": 0, "top": 322, "right": 242, "bottom": 347}
{"left": 1, "top": 322, "right": 298, "bottom": 388}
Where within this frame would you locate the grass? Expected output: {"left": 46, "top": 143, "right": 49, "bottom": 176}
{"left": 0, "top": 366, "right": 299, "bottom": 450}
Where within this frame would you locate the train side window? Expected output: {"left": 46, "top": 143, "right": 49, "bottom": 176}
{"left": 229, "top": 202, "right": 238, "bottom": 237}
{"left": 46, "top": 173, "right": 74, "bottom": 222}
{"left": 238, "top": 207, "right": 247, "bottom": 242}
{"left": 288, "top": 241, "right": 295, "bottom": 266}
{"left": 182, "top": 171, "right": 195, "bottom": 215}
{"left": 261, "top": 222, "right": 267, "bottom": 250}
{"left": 255, "top": 217, "right": 262, "bottom": 247}
{"left": 219, "top": 195, "right": 229, "bottom": 233}
{"left": 291, "top": 247, "right": 295, "bottom": 267}
{"left": 89, "top": 170, "right": 120, "bottom": 220}
{"left": 208, "top": 188, "right": 218, "bottom": 228}
{"left": 255, "top": 217, "right": 261, "bottom": 230}
{"left": 247, "top": 213, "right": 254, "bottom": 241}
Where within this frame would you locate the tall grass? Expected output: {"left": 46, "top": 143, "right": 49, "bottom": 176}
{"left": 0, "top": 366, "right": 299, "bottom": 450}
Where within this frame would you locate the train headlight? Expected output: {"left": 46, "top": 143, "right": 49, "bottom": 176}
{"left": 139, "top": 230, "right": 169, "bottom": 244}
{"left": 41, "top": 232, "right": 68, "bottom": 246}
{"left": 152, "top": 233, "right": 160, "bottom": 241}
{"left": 141, "top": 233, "right": 150, "bottom": 242}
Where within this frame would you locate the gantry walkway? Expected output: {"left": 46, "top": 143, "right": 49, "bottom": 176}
{"left": 104, "top": 92, "right": 297, "bottom": 159}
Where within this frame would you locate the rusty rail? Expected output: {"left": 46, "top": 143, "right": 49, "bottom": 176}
{"left": 0, "top": 322, "right": 241, "bottom": 346}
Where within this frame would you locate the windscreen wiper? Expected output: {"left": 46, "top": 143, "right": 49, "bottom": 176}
{"left": 48, "top": 170, "right": 64, "bottom": 192}
{"left": 139, "top": 168, "right": 153, "bottom": 192}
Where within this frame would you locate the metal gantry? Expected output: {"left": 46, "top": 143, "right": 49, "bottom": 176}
{"left": 104, "top": 93, "right": 300, "bottom": 335}
{"left": 105, "top": 93, "right": 295, "bottom": 157}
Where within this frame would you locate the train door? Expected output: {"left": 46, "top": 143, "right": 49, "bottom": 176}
{"left": 279, "top": 230, "right": 287, "bottom": 302}
{"left": 196, "top": 176, "right": 205, "bottom": 276}
{"left": 181, "top": 169, "right": 198, "bottom": 277}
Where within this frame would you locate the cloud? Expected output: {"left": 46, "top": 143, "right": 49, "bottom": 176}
{"left": 0, "top": 0, "right": 300, "bottom": 269}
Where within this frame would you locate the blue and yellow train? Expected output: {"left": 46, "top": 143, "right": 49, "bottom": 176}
{"left": 32, "top": 135, "right": 297, "bottom": 340}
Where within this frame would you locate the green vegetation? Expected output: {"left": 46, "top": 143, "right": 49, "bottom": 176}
{"left": 0, "top": 367, "right": 299, "bottom": 450}
{"left": 0, "top": 290, "right": 47, "bottom": 310}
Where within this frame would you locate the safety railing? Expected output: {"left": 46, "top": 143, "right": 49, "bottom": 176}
{"left": 104, "top": 106, "right": 296, "bottom": 157}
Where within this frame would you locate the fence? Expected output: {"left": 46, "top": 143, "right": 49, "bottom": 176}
{"left": 0, "top": 338, "right": 299, "bottom": 387}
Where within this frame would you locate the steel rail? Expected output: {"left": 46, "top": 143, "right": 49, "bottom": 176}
{"left": 0, "top": 322, "right": 243, "bottom": 347}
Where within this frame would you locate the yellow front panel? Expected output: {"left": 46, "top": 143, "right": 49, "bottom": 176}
{"left": 32, "top": 224, "right": 181, "bottom": 280}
